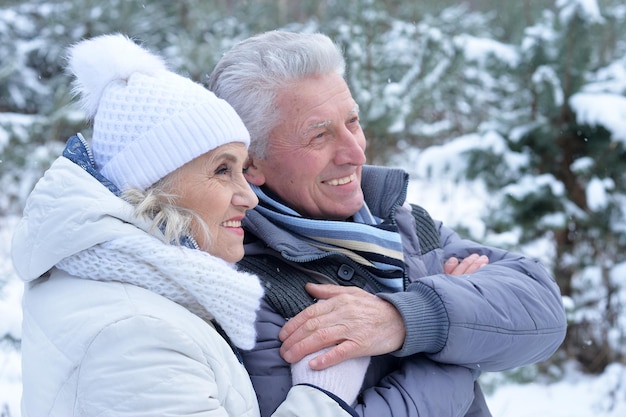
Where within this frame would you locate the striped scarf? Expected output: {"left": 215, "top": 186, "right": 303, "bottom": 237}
{"left": 252, "top": 185, "right": 406, "bottom": 290}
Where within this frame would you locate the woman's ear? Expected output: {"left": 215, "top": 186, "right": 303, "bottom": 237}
{"left": 244, "top": 156, "right": 266, "bottom": 186}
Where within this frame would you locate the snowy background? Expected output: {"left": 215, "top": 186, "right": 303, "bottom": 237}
{"left": 2, "top": 0, "right": 626, "bottom": 415}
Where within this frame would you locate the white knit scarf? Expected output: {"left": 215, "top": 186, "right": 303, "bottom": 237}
{"left": 55, "top": 233, "right": 264, "bottom": 350}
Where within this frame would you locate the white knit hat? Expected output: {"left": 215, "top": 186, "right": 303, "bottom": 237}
{"left": 66, "top": 34, "right": 250, "bottom": 191}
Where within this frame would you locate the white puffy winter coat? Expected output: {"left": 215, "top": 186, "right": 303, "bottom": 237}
{"left": 12, "top": 149, "right": 354, "bottom": 417}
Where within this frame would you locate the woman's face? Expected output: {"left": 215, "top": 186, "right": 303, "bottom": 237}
{"left": 173, "top": 142, "right": 258, "bottom": 263}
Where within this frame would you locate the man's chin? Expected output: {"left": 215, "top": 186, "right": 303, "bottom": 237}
{"left": 324, "top": 200, "right": 365, "bottom": 221}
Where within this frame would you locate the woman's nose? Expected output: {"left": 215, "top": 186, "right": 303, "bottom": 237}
{"left": 234, "top": 175, "right": 258, "bottom": 209}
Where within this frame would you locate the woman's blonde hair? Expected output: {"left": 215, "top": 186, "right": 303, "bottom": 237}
{"left": 122, "top": 171, "right": 210, "bottom": 248}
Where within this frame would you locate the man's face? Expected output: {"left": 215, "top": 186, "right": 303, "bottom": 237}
{"left": 247, "top": 73, "right": 367, "bottom": 220}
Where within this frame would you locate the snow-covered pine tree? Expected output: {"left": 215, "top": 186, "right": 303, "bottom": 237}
{"left": 465, "top": 0, "right": 626, "bottom": 373}
{"left": 325, "top": 2, "right": 497, "bottom": 164}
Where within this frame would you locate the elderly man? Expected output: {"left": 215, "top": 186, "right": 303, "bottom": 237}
{"left": 208, "top": 30, "right": 567, "bottom": 417}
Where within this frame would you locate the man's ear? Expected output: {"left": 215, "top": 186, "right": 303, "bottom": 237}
{"left": 244, "top": 156, "right": 266, "bottom": 186}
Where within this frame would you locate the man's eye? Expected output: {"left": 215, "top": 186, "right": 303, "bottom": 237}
{"left": 310, "top": 131, "right": 328, "bottom": 143}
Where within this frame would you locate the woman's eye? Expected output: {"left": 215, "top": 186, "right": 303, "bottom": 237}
{"left": 215, "top": 165, "right": 230, "bottom": 175}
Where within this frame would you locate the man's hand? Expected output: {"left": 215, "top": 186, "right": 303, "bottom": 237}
{"left": 444, "top": 253, "right": 488, "bottom": 275}
{"left": 279, "top": 255, "right": 489, "bottom": 370}
{"left": 279, "top": 283, "right": 405, "bottom": 370}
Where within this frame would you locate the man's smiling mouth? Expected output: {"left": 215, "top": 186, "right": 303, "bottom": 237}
{"left": 325, "top": 173, "right": 356, "bottom": 186}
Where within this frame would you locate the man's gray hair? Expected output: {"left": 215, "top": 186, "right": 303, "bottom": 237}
{"left": 208, "top": 31, "right": 345, "bottom": 159}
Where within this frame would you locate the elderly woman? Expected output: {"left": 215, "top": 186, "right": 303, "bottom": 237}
{"left": 11, "top": 34, "right": 358, "bottom": 417}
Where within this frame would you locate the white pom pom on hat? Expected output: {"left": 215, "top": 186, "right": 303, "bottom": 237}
{"left": 66, "top": 33, "right": 250, "bottom": 191}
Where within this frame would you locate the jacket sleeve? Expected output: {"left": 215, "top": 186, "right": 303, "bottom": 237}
{"left": 380, "top": 221, "right": 567, "bottom": 371}
{"left": 274, "top": 385, "right": 358, "bottom": 417}
{"left": 244, "top": 300, "right": 476, "bottom": 417}
{"left": 354, "top": 357, "right": 475, "bottom": 417}
{"left": 77, "top": 305, "right": 355, "bottom": 417}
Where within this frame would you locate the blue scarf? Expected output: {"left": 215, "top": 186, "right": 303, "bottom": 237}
{"left": 252, "top": 185, "right": 405, "bottom": 290}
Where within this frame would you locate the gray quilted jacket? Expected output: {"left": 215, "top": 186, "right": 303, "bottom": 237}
{"left": 238, "top": 165, "right": 567, "bottom": 417}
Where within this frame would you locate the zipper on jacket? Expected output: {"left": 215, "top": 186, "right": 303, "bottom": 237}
{"left": 77, "top": 132, "right": 96, "bottom": 167}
